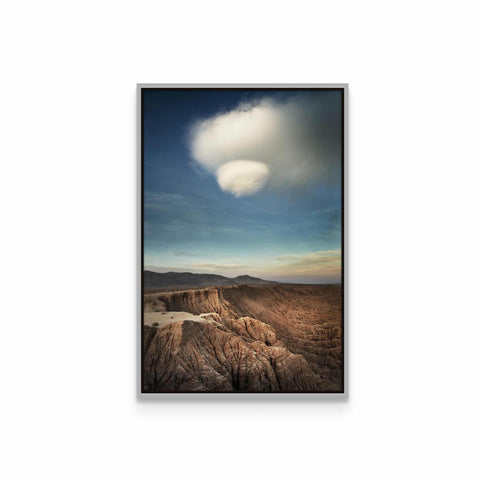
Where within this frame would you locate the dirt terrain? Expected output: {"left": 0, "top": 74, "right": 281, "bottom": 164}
{"left": 142, "top": 284, "right": 343, "bottom": 393}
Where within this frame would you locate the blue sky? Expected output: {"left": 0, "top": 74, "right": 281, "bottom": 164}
{"left": 143, "top": 89, "right": 342, "bottom": 283}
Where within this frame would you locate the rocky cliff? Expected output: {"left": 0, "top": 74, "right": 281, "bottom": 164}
{"left": 143, "top": 284, "right": 343, "bottom": 393}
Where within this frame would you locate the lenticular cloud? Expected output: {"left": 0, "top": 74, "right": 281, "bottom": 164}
{"left": 216, "top": 160, "right": 270, "bottom": 197}
{"left": 188, "top": 92, "right": 341, "bottom": 197}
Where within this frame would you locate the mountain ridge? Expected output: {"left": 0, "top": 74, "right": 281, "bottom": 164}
{"left": 144, "top": 270, "right": 278, "bottom": 289}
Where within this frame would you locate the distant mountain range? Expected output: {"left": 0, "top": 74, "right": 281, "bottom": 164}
{"left": 144, "top": 271, "right": 277, "bottom": 289}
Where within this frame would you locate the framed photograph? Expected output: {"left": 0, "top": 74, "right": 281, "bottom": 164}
{"left": 139, "top": 84, "right": 347, "bottom": 394}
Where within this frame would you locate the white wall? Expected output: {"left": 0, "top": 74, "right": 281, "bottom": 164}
{"left": 1, "top": 1, "right": 479, "bottom": 479}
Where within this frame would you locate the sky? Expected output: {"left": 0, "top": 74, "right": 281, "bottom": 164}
{"left": 143, "top": 88, "right": 343, "bottom": 283}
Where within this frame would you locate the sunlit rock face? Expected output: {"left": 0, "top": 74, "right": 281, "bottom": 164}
{"left": 143, "top": 284, "right": 343, "bottom": 393}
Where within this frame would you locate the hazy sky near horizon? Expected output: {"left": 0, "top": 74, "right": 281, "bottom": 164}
{"left": 143, "top": 89, "right": 342, "bottom": 283}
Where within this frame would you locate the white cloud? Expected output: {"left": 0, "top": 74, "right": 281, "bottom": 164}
{"left": 188, "top": 263, "right": 251, "bottom": 271}
{"left": 274, "top": 249, "right": 341, "bottom": 274}
{"left": 189, "top": 92, "right": 341, "bottom": 196}
{"left": 216, "top": 160, "right": 270, "bottom": 197}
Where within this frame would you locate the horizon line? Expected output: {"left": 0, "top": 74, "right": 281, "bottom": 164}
{"left": 143, "top": 268, "right": 341, "bottom": 285}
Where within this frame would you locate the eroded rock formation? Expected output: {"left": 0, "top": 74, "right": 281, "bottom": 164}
{"left": 143, "top": 284, "right": 343, "bottom": 393}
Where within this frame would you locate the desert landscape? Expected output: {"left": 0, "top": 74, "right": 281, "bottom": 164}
{"left": 142, "top": 271, "right": 343, "bottom": 393}
{"left": 142, "top": 89, "right": 344, "bottom": 393}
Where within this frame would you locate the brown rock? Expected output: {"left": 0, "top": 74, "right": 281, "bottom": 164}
{"left": 142, "top": 284, "right": 343, "bottom": 393}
